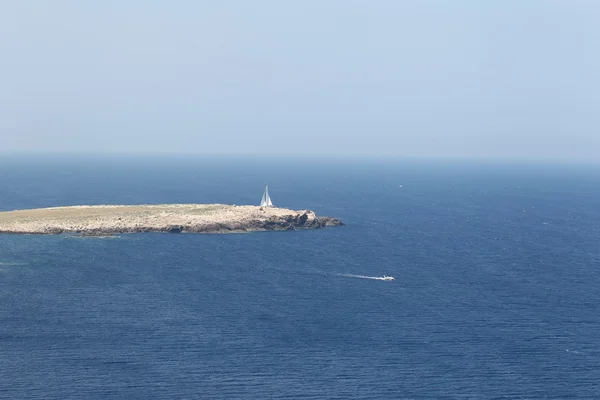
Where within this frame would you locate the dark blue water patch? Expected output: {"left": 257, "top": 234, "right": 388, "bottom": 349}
{"left": 1, "top": 156, "right": 600, "bottom": 399}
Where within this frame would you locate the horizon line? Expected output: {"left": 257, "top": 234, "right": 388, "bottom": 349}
{"left": 0, "top": 150, "right": 599, "bottom": 161}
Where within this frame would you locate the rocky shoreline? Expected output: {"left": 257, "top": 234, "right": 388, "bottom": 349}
{"left": 0, "top": 204, "right": 344, "bottom": 235}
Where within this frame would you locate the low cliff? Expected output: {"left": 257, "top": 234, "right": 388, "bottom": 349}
{"left": 0, "top": 204, "right": 344, "bottom": 235}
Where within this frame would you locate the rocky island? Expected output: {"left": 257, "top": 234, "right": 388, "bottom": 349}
{"left": 0, "top": 204, "right": 344, "bottom": 235}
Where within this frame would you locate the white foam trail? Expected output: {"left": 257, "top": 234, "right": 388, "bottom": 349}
{"left": 338, "top": 273, "right": 394, "bottom": 281}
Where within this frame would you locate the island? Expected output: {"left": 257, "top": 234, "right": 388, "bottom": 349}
{"left": 0, "top": 204, "right": 344, "bottom": 235}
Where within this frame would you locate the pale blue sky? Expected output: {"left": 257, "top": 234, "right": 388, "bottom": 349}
{"left": 1, "top": 1, "right": 599, "bottom": 158}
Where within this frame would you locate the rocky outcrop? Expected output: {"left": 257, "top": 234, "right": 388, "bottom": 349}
{"left": 0, "top": 204, "right": 344, "bottom": 235}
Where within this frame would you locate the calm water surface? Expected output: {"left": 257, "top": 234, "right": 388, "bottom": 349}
{"left": 1, "top": 156, "right": 599, "bottom": 399}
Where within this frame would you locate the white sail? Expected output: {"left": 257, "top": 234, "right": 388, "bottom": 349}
{"left": 265, "top": 186, "right": 273, "bottom": 206}
{"left": 260, "top": 185, "right": 273, "bottom": 207}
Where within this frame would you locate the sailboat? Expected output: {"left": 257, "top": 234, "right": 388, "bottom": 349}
{"left": 260, "top": 185, "right": 274, "bottom": 207}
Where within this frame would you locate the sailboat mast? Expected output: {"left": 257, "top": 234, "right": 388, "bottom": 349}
{"left": 260, "top": 185, "right": 274, "bottom": 207}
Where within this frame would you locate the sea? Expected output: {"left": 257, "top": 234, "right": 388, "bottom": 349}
{"left": 0, "top": 155, "right": 599, "bottom": 399}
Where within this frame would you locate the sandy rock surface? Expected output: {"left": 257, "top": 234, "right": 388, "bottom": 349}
{"left": 0, "top": 204, "right": 344, "bottom": 235}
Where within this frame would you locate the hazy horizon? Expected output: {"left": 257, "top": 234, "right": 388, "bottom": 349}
{"left": 2, "top": 1, "right": 599, "bottom": 160}
{"left": 3, "top": 150, "right": 600, "bottom": 166}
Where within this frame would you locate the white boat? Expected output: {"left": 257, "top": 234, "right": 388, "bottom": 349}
{"left": 380, "top": 274, "right": 395, "bottom": 281}
{"left": 260, "top": 185, "right": 274, "bottom": 207}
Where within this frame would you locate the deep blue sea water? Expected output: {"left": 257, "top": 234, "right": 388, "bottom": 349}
{"left": 1, "top": 155, "right": 599, "bottom": 399}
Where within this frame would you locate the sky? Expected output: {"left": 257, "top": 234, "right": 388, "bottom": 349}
{"left": 1, "top": 1, "right": 599, "bottom": 159}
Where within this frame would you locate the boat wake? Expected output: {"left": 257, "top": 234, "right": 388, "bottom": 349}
{"left": 338, "top": 273, "right": 395, "bottom": 281}
{"left": 0, "top": 262, "right": 28, "bottom": 271}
